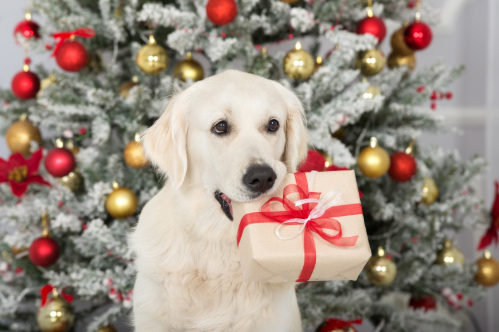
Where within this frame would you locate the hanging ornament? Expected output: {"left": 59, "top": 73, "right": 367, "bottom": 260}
{"left": 365, "top": 247, "right": 397, "bottom": 286}
{"left": 421, "top": 177, "right": 438, "bottom": 205}
{"left": 391, "top": 26, "right": 415, "bottom": 56}
{"left": 435, "top": 239, "right": 465, "bottom": 267}
{"left": 105, "top": 181, "right": 138, "bottom": 219}
{"left": 14, "top": 12, "right": 40, "bottom": 42}
{"left": 250, "top": 47, "right": 281, "bottom": 79}
{"left": 118, "top": 76, "right": 139, "bottom": 98}
{"left": 52, "top": 28, "right": 95, "bottom": 72}
{"left": 6, "top": 114, "right": 42, "bottom": 156}
{"left": 45, "top": 140, "right": 76, "bottom": 178}
{"left": 474, "top": 250, "right": 499, "bottom": 287}
{"left": 283, "top": 41, "right": 315, "bottom": 81}
{"left": 98, "top": 326, "right": 118, "bottom": 332}
{"left": 387, "top": 52, "right": 416, "bottom": 71}
{"left": 360, "top": 82, "right": 381, "bottom": 99}
{"left": 355, "top": 49, "right": 385, "bottom": 76}
{"left": 173, "top": 52, "right": 204, "bottom": 82}
{"left": 124, "top": 133, "right": 149, "bottom": 168}
{"left": 12, "top": 63, "right": 40, "bottom": 100}
{"left": 37, "top": 285, "right": 75, "bottom": 332}
{"left": 356, "top": 0, "right": 386, "bottom": 44}
{"left": 206, "top": 0, "right": 238, "bottom": 26}
{"left": 59, "top": 171, "right": 83, "bottom": 193}
{"left": 404, "top": 1, "right": 433, "bottom": 51}
{"left": 388, "top": 141, "right": 417, "bottom": 182}
{"left": 478, "top": 181, "right": 499, "bottom": 249}
{"left": 357, "top": 137, "right": 390, "bottom": 178}
{"left": 408, "top": 294, "right": 437, "bottom": 312}
{"left": 316, "top": 318, "right": 362, "bottom": 332}
{"left": 29, "top": 214, "right": 60, "bottom": 267}
{"left": 136, "top": 35, "right": 168, "bottom": 75}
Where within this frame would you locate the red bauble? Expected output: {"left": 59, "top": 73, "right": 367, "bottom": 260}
{"left": 404, "top": 21, "right": 433, "bottom": 50}
{"left": 11, "top": 70, "right": 40, "bottom": 100}
{"left": 357, "top": 16, "right": 387, "bottom": 44}
{"left": 29, "top": 237, "right": 60, "bottom": 267}
{"left": 409, "top": 294, "right": 437, "bottom": 312}
{"left": 14, "top": 20, "right": 40, "bottom": 41}
{"left": 206, "top": 0, "right": 237, "bottom": 26}
{"left": 56, "top": 40, "right": 88, "bottom": 72}
{"left": 44, "top": 147, "right": 76, "bottom": 177}
{"left": 388, "top": 152, "right": 417, "bottom": 182}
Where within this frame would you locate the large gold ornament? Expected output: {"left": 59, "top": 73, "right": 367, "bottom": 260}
{"left": 173, "top": 52, "right": 204, "bottom": 82}
{"left": 365, "top": 247, "right": 397, "bottom": 286}
{"left": 390, "top": 26, "right": 414, "bottom": 56}
{"left": 421, "top": 177, "right": 438, "bottom": 205}
{"left": 59, "top": 171, "right": 83, "bottom": 193}
{"left": 124, "top": 133, "right": 148, "bottom": 168}
{"left": 118, "top": 76, "right": 139, "bottom": 98}
{"left": 105, "top": 181, "right": 138, "bottom": 219}
{"left": 136, "top": 35, "right": 168, "bottom": 75}
{"left": 357, "top": 137, "right": 390, "bottom": 178}
{"left": 6, "top": 114, "right": 42, "bottom": 156}
{"left": 435, "top": 239, "right": 465, "bottom": 267}
{"left": 37, "top": 290, "right": 75, "bottom": 332}
{"left": 361, "top": 84, "right": 381, "bottom": 99}
{"left": 388, "top": 52, "right": 416, "bottom": 71}
{"left": 475, "top": 250, "right": 499, "bottom": 287}
{"left": 98, "top": 325, "right": 118, "bottom": 332}
{"left": 283, "top": 41, "right": 315, "bottom": 81}
{"left": 355, "top": 49, "right": 385, "bottom": 76}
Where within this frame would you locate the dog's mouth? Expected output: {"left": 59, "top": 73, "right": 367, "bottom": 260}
{"left": 215, "top": 191, "right": 233, "bottom": 221}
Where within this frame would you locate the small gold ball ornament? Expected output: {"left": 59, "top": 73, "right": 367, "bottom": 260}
{"left": 124, "top": 133, "right": 149, "bottom": 168}
{"left": 105, "top": 181, "right": 138, "bottom": 219}
{"left": 36, "top": 289, "right": 75, "bottom": 332}
{"left": 421, "top": 177, "right": 438, "bottom": 205}
{"left": 475, "top": 250, "right": 499, "bottom": 287}
{"left": 355, "top": 49, "right": 386, "bottom": 77}
{"left": 173, "top": 52, "right": 204, "bottom": 82}
{"left": 118, "top": 76, "right": 139, "bottom": 98}
{"left": 59, "top": 171, "right": 83, "bottom": 193}
{"left": 283, "top": 41, "right": 315, "bottom": 81}
{"left": 136, "top": 35, "right": 168, "bottom": 75}
{"left": 387, "top": 52, "right": 416, "bottom": 71}
{"left": 435, "top": 239, "right": 465, "bottom": 267}
{"left": 98, "top": 325, "right": 118, "bottom": 332}
{"left": 357, "top": 137, "right": 390, "bottom": 178}
{"left": 365, "top": 247, "right": 397, "bottom": 286}
{"left": 390, "top": 26, "right": 415, "bottom": 56}
{"left": 361, "top": 84, "right": 381, "bottom": 99}
{"left": 6, "top": 114, "right": 42, "bottom": 156}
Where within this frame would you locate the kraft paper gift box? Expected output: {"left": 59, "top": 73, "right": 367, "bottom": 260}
{"left": 233, "top": 170, "right": 371, "bottom": 283}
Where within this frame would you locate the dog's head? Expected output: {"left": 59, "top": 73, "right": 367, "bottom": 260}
{"left": 143, "top": 70, "right": 308, "bottom": 220}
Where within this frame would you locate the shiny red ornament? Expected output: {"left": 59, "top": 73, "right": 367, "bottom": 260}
{"left": 409, "top": 294, "right": 437, "bottom": 312}
{"left": 357, "top": 16, "right": 387, "bottom": 44}
{"left": 317, "top": 318, "right": 361, "bottom": 332}
{"left": 13, "top": 20, "right": 40, "bottom": 42}
{"left": 11, "top": 70, "right": 40, "bottom": 100}
{"left": 206, "top": 0, "right": 237, "bottom": 26}
{"left": 29, "top": 237, "right": 60, "bottom": 267}
{"left": 44, "top": 147, "right": 76, "bottom": 177}
{"left": 478, "top": 181, "right": 499, "bottom": 249}
{"left": 404, "top": 21, "right": 433, "bottom": 50}
{"left": 55, "top": 40, "right": 88, "bottom": 72}
{"left": 388, "top": 152, "right": 417, "bottom": 182}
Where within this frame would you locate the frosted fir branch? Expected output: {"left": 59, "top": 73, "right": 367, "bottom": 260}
{"left": 290, "top": 8, "right": 316, "bottom": 33}
{"left": 85, "top": 304, "right": 124, "bottom": 332}
{"left": 137, "top": 4, "right": 199, "bottom": 29}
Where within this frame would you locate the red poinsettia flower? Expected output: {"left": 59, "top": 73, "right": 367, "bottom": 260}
{"left": 0, "top": 149, "right": 51, "bottom": 197}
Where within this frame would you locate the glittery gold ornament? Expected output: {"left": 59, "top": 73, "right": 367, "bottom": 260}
{"left": 124, "top": 133, "right": 148, "bottom": 168}
{"left": 390, "top": 26, "right": 415, "bottom": 56}
{"left": 360, "top": 84, "right": 381, "bottom": 99}
{"left": 283, "top": 41, "right": 315, "bottom": 81}
{"left": 357, "top": 137, "right": 390, "bottom": 178}
{"left": 6, "top": 114, "right": 42, "bottom": 156}
{"left": 118, "top": 76, "right": 139, "bottom": 98}
{"left": 173, "top": 52, "right": 204, "bottom": 82}
{"left": 387, "top": 52, "right": 416, "bottom": 71}
{"left": 355, "top": 49, "right": 385, "bottom": 76}
{"left": 474, "top": 250, "right": 499, "bottom": 287}
{"left": 435, "top": 239, "right": 465, "bottom": 267}
{"left": 36, "top": 290, "right": 75, "bottom": 332}
{"left": 421, "top": 177, "right": 438, "bottom": 205}
{"left": 105, "top": 181, "right": 138, "bottom": 219}
{"left": 59, "top": 171, "right": 83, "bottom": 193}
{"left": 136, "top": 35, "right": 168, "bottom": 75}
{"left": 365, "top": 247, "right": 397, "bottom": 286}
{"left": 98, "top": 325, "right": 118, "bottom": 332}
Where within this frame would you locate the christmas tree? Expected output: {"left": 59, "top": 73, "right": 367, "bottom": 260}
{"left": 1, "top": 0, "right": 498, "bottom": 331}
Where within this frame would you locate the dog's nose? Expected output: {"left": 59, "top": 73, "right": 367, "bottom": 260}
{"left": 243, "top": 164, "right": 277, "bottom": 194}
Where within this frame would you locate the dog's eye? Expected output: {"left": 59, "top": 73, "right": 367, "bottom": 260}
{"left": 212, "top": 121, "right": 228, "bottom": 135}
{"left": 268, "top": 119, "right": 279, "bottom": 132}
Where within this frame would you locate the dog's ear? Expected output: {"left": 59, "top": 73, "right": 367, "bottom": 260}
{"left": 142, "top": 94, "right": 188, "bottom": 188}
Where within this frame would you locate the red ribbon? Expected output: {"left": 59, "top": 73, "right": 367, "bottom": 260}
{"left": 40, "top": 284, "right": 74, "bottom": 306}
{"left": 51, "top": 28, "right": 95, "bottom": 57}
{"left": 237, "top": 172, "right": 363, "bottom": 282}
{"left": 319, "top": 318, "right": 362, "bottom": 332}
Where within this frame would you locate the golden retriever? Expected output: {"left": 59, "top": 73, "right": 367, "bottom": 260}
{"left": 129, "top": 70, "right": 308, "bottom": 331}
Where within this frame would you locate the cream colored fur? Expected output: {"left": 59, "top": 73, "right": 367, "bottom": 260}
{"left": 129, "top": 70, "right": 309, "bottom": 332}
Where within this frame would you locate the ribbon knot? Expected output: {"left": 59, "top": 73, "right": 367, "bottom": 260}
{"left": 51, "top": 28, "right": 95, "bottom": 57}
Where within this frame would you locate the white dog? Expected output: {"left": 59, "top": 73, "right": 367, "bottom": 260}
{"left": 129, "top": 70, "right": 308, "bottom": 332}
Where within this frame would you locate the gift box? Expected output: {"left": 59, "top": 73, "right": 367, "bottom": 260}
{"left": 233, "top": 171, "right": 371, "bottom": 283}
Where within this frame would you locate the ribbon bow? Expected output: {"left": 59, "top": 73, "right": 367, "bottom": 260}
{"left": 40, "top": 284, "right": 74, "bottom": 306}
{"left": 51, "top": 28, "right": 95, "bottom": 57}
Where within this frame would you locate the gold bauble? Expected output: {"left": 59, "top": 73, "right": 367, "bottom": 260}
{"left": 357, "top": 137, "right": 390, "bottom": 178}
{"left": 355, "top": 49, "right": 386, "bottom": 77}
{"left": 390, "top": 27, "right": 415, "bottom": 56}
{"left": 105, "top": 182, "right": 138, "bottom": 219}
{"left": 6, "top": 115, "right": 42, "bottom": 156}
{"left": 98, "top": 325, "right": 118, "bottom": 332}
{"left": 59, "top": 171, "right": 83, "bottom": 193}
{"left": 173, "top": 52, "right": 204, "bottom": 82}
{"left": 118, "top": 76, "right": 139, "bottom": 98}
{"left": 37, "top": 294, "right": 75, "bottom": 332}
{"left": 283, "top": 41, "right": 315, "bottom": 81}
{"left": 475, "top": 250, "right": 499, "bottom": 287}
{"left": 136, "top": 35, "right": 168, "bottom": 75}
{"left": 387, "top": 52, "right": 416, "bottom": 71}
{"left": 361, "top": 84, "right": 381, "bottom": 99}
{"left": 365, "top": 247, "right": 397, "bottom": 286}
{"left": 124, "top": 133, "right": 149, "bottom": 168}
{"left": 421, "top": 177, "right": 438, "bottom": 205}
{"left": 435, "top": 239, "right": 465, "bottom": 267}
